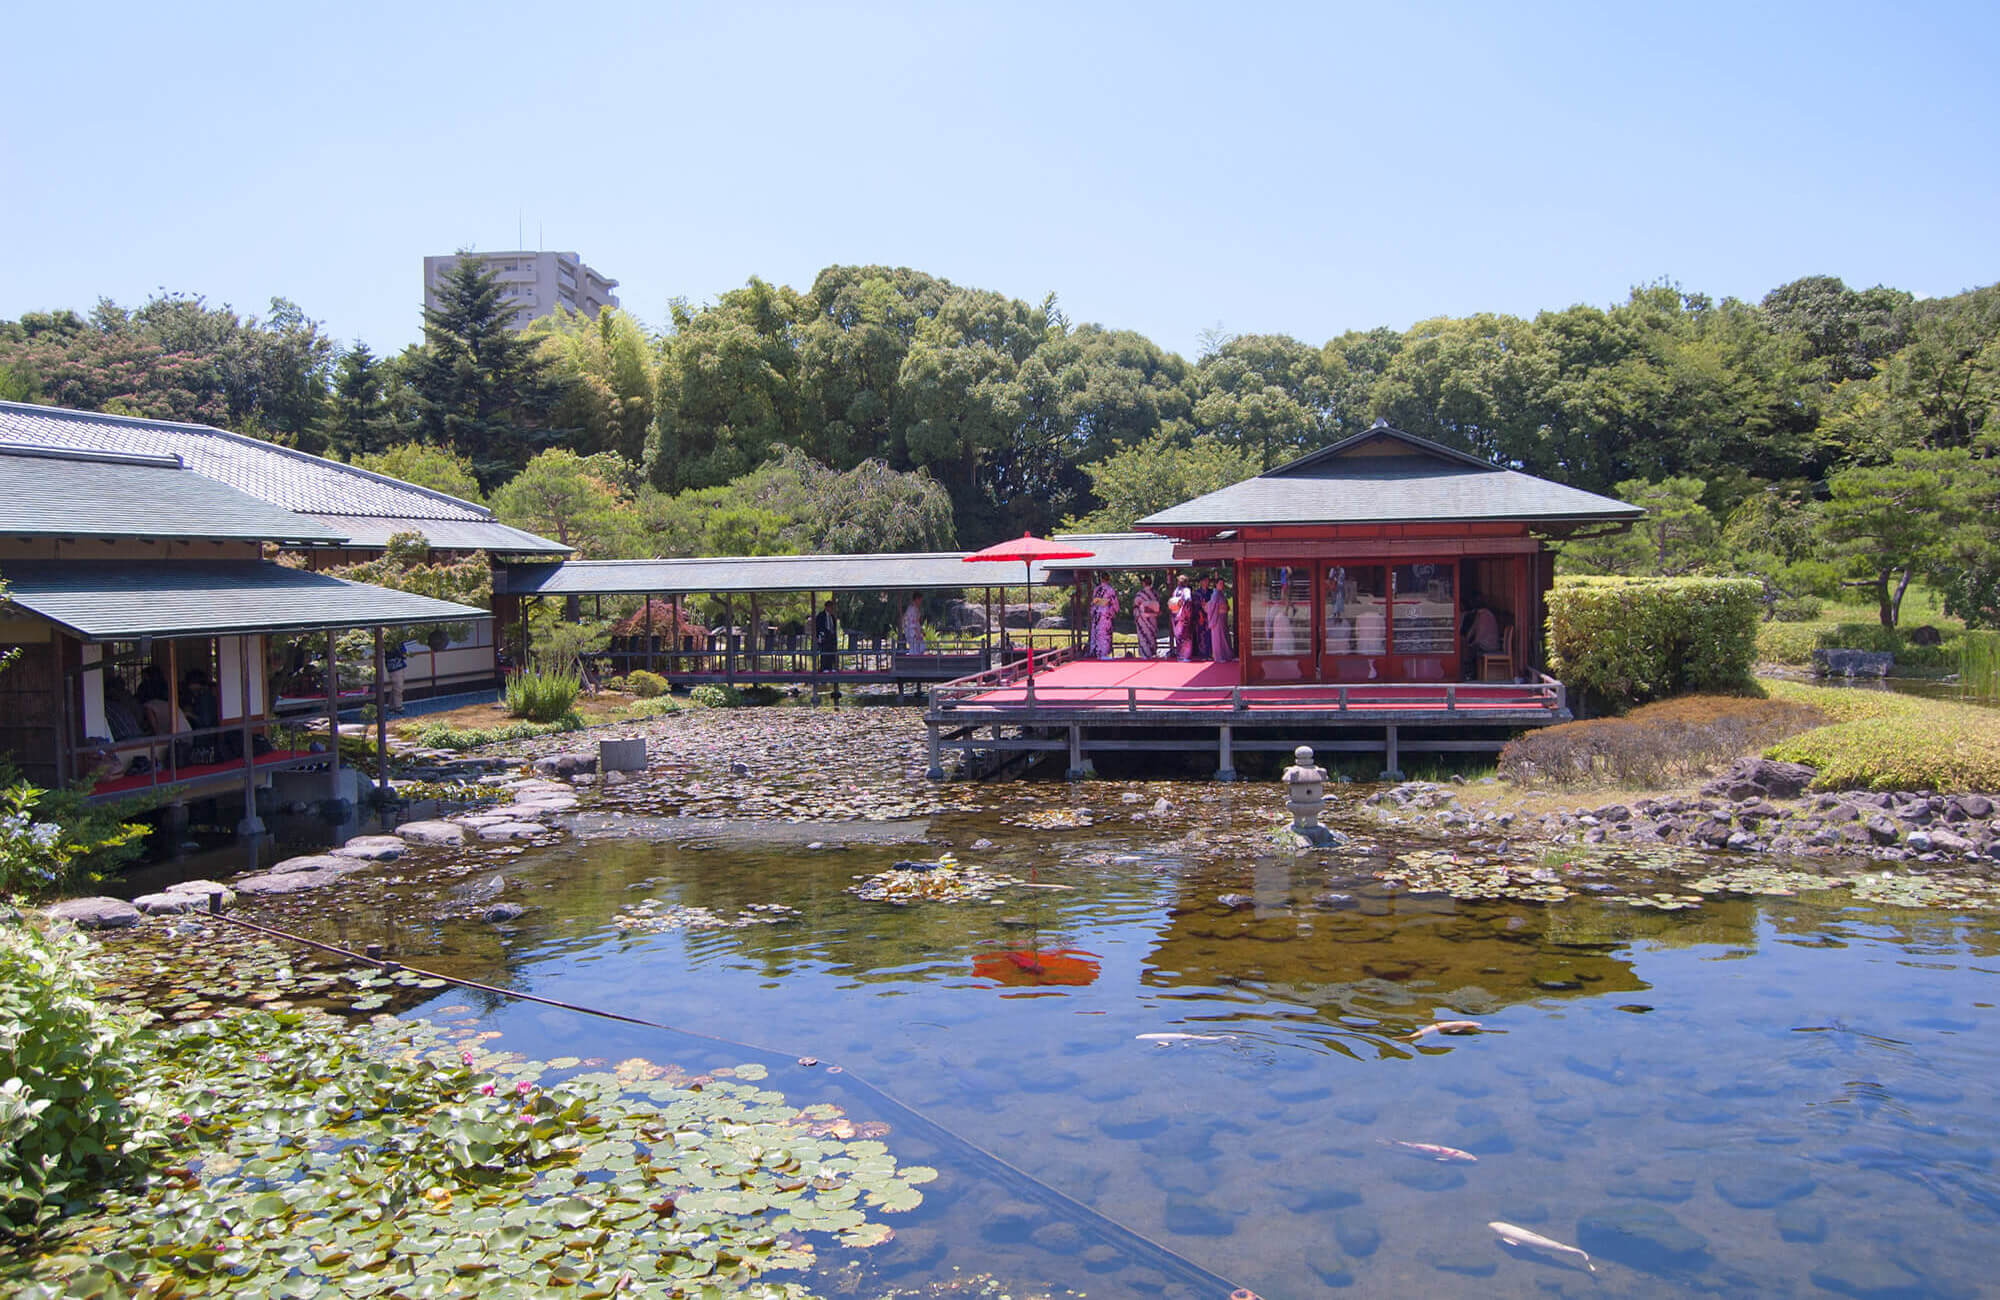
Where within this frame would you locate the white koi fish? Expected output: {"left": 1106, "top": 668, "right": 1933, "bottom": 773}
{"left": 1404, "top": 1019, "right": 1485, "bottom": 1041}
{"left": 1489, "top": 1221, "right": 1595, "bottom": 1272}
{"left": 1382, "top": 1139, "right": 1478, "bottom": 1163}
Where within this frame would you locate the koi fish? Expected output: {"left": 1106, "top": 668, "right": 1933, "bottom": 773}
{"left": 1403, "top": 1019, "right": 1485, "bottom": 1041}
{"left": 1381, "top": 1139, "right": 1477, "bottom": 1163}
{"left": 1135, "top": 1032, "right": 1235, "bottom": 1044}
{"left": 1489, "top": 1221, "right": 1595, "bottom": 1272}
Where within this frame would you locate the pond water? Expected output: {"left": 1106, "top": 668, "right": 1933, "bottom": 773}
{"left": 212, "top": 783, "right": 2000, "bottom": 1300}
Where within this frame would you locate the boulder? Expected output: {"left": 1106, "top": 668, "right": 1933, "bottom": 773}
{"left": 476, "top": 821, "right": 548, "bottom": 841}
{"left": 233, "top": 865, "right": 357, "bottom": 896}
{"left": 397, "top": 820, "right": 467, "bottom": 847}
{"left": 532, "top": 752, "right": 599, "bottom": 778}
{"left": 1811, "top": 648, "right": 1894, "bottom": 678}
{"left": 42, "top": 896, "right": 141, "bottom": 930}
{"left": 1953, "top": 793, "right": 1994, "bottom": 819}
{"left": 481, "top": 902, "right": 526, "bottom": 923}
{"left": 942, "top": 600, "right": 988, "bottom": 633}
{"left": 163, "top": 880, "right": 235, "bottom": 909}
{"left": 1700, "top": 758, "right": 1817, "bottom": 802}
{"left": 1865, "top": 816, "right": 1900, "bottom": 846}
{"left": 329, "top": 835, "right": 405, "bottom": 861}
{"left": 1907, "top": 624, "right": 1943, "bottom": 646}
{"left": 269, "top": 853, "right": 352, "bottom": 875}
{"left": 133, "top": 891, "right": 208, "bottom": 915}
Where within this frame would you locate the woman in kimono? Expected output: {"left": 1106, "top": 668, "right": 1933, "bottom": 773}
{"left": 901, "top": 594, "right": 925, "bottom": 654}
{"left": 1088, "top": 575, "right": 1119, "bottom": 658}
{"left": 1189, "top": 576, "right": 1210, "bottom": 661}
{"left": 1206, "top": 577, "right": 1235, "bottom": 662}
{"left": 1132, "top": 578, "right": 1161, "bottom": 659}
{"left": 1169, "top": 573, "right": 1195, "bottom": 661}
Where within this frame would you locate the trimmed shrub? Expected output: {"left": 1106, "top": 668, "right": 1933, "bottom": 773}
{"left": 1772, "top": 596, "right": 1824, "bottom": 622}
{"left": 626, "top": 670, "right": 669, "bottom": 699}
{"left": 600, "top": 674, "right": 629, "bottom": 694}
{"left": 1548, "top": 576, "right": 1762, "bottom": 708}
{"left": 505, "top": 669, "right": 582, "bottom": 723}
{"left": 1499, "top": 693, "right": 1826, "bottom": 789}
{"left": 1761, "top": 680, "right": 2000, "bottom": 791}
{"left": 687, "top": 684, "right": 743, "bottom": 709}
{"left": 412, "top": 714, "right": 581, "bottom": 750}
{"left": 0, "top": 917, "right": 149, "bottom": 1236}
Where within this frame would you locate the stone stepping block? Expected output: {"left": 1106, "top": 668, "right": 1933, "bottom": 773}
{"left": 269, "top": 854, "right": 354, "bottom": 875}
{"left": 329, "top": 835, "right": 405, "bottom": 861}
{"left": 42, "top": 896, "right": 141, "bottom": 929}
{"left": 476, "top": 821, "right": 549, "bottom": 841}
{"left": 397, "top": 820, "right": 467, "bottom": 847}
{"left": 232, "top": 863, "right": 361, "bottom": 895}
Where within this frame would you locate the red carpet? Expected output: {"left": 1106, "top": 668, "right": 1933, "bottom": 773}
{"left": 967, "top": 659, "right": 1551, "bottom": 711}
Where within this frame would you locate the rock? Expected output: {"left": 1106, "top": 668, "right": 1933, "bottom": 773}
{"left": 481, "top": 902, "right": 526, "bottom": 923}
{"left": 233, "top": 865, "right": 357, "bottom": 895}
{"left": 1334, "top": 1212, "right": 1381, "bottom": 1257}
{"left": 43, "top": 896, "right": 141, "bottom": 929}
{"left": 1928, "top": 829, "right": 1975, "bottom": 855}
{"left": 1775, "top": 1203, "right": 1827, "bottom": 1243}
{"left": 1825, "top": 802, "right": 1860, "bottom": 823}
{"left": 270, "top": 853, "right": 351, "bottom": 875}
{"left": 1702, "top": 757, "right": 1818, "bottom": 801}
{"left": 164, "top": 880, "right": 235, "bottom": 909}
{"left": 979, "top": 1199, "right": 1043, "bottom": 1242}
{"left": 1906, "top": 830, "right": 1934, "bottom": 853}
{"left": 1907, "top": 624, "right": 1943, "bottom": 646}
{"left": 133, "top": 891, "right": 208, "bottom": 915}
{"left": 476, "top": 821, "right": 549, "bottom": 841}
{"left": 1715, "top": 1171, "right": 1815, "bottom": 1208}
{"left": 1029, "top": 1221, "right": 1086, "bottom": 1255}
{"left": 1597, "top": 804, "right": 1631, "bottom": 823}
{"left": 1812, "top": 648, "right": 1894, "bottom": 678}
{"left": 1954, "top": 793, "right": 1994, "bottom": 819}
{"left": 397, "top": 820, "right": 467, "bottom": 847}
{"left": 1576, "top": 1204, "right": 1711, "bottom": 1273}
{"left": 329, "top": 835, "right": 405, "bottom": 861}
{"left": 1809, "top": 1255, "right": 1928, "bottom": 1300}
{"left": 1865, "top": 816, "right": 1900, "bottom": 846}
{"left": 1216, "top": 893, "right": 1254, "bottom": 909}
{"left": 968, "top": 838, "right": 994, "bottom": 851}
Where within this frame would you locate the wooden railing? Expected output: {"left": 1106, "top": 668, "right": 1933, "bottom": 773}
{"left": 930, "top": 670, "right": 1566, "bottom": 717}
{"left": 599, "top": 633, "right": 996, "bottom": 680}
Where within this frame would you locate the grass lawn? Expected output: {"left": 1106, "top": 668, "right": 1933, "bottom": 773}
{"left": 1756, "top": 584, "right": 1968, "bottom": 671}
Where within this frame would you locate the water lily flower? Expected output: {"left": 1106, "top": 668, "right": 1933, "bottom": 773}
{"left": 480, "top": 1083, "right": 496, "bottom": 1096}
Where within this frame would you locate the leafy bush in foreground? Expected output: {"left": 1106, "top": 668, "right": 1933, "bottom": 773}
{"left": 625, "top": 670, "right": 669, "bottom": 698}
{"left": 1549, "top": 576, "right": 1761, "bottom": 707}
{"left": 0, "top": 918, "right": 150, "bottom": 1237}
{"left": 1499, "top": 693, "right": 1826, "bottom": 789}
{"left": 688, "top": 684, "right": 743, "bottom": 709}
{"left": 0, "top": 785, "right": 148, "bottom": 898}
{"left": 412, "top": 715, "right": 581, "bottom": 751}
{"left": 505, "top": 669, "right": 583, "bottom": 723}
{"left": 1761, "top": 681, "right": 2000, "bottom": 792}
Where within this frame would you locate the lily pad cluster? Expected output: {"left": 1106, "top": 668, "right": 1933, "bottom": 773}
{"left": 1005, "top": 808, "right": 1093, "bottom": 831}
{"left": 1380, "top": 849, "right": 1574, "bottom": 904}
{"left": 94, "top": 922, "right": 448, "bottom": 1021}
{"left": 6, "top": 988, "right": 933, "bottom": 1299}
{"left": 848, "top": 860, "right": 1020, "bottom": 906}
{"left": 612, "top": 901, "right": 801, "bottom": 934}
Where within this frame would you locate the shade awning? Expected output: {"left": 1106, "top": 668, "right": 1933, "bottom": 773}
{"left": 502, "top": 552, "right": 1057, "bottom": 597}
{"left": 0, "top": 560, "right": 489, "bottom": 641}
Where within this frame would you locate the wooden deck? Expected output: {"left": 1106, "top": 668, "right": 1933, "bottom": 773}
{"left": 922, "top": 656, "right": 1569, "bottom": 779}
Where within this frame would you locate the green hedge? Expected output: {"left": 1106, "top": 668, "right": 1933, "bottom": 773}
{"left": 1548, "top": 576, "right": 1761, "bottom": 708}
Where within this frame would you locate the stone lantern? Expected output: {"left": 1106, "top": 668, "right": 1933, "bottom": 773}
{"left": 1281, "top": 745, "right": 1341, "bottom": 848}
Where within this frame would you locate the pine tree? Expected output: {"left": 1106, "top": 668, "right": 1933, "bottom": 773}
{"left": 320, "top": 343, "right": 400, "bottom": 459}
{"left": 409, "top": 255, "right": 564, "bottom": 488}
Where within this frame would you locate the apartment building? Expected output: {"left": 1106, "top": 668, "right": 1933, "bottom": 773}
{"left": 422, "top": 250, "right": 620, "bottom": 327}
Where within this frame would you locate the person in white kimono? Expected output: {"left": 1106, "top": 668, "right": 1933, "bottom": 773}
{"left": 901, "top": 594, "right": 925, "bottom": 654}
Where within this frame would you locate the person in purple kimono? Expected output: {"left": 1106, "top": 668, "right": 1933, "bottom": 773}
{"left": 1189, "top": 575, "right": 1210, "bottom": 661}
{"left": 1169, "top": 574, "right": 1194, "bottom": 661}
{"left": 1132, "top": 579, "right": 1161, "bottom": 659}
{"left": 1205, "top": 577, "right": 1235, "bottom": 662}
{"left": 1088, "top": 576, "right": 1119, "bottom": 658}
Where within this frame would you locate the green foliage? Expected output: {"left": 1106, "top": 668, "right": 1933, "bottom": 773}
{"left": 504, "top": 669, "right": 582, "bottom": 723}
{"left": 688, "top": 684, "right": 744, "bottom": 709}
{"left": 1762, "top": 680, "right": 2000, "bottom": 792}
{"left": 1772, "top": 596, "right": 1824, "bottom": 622}
{"left": 491, "top": 449, "right": 633, "bottom": 556}
{"left": 525, "top": 307, "right": 662, "bottom": 465}
{"left": 351, "top": 443, "right": 486, "bottom": 505}
{"left": 320, "top": 534, "right": 491, "bottom": 647}
{"left": 407, "top": 255, "right": 565, "bottom": 488}
{"left": 0, "top": 918, "right": 149, "bottom": 1237}
{"left": 411, "top": 714, "right": 580, "bottom": 750}
{"left": 1963, "top": 631, "right": 2000, "bottom": 701}
{"left": 1558, "top": 477, "right": 1720, "bottom": 576}
{"left": 1548, "top": 577, "right": 1762, "bottom": 707}
{"left": 1754, "top": 619, "right": 1961, "bottom": 671}
{"left": 626, "top": 669, "right": 668, "bottom": 698}
{"left": 0, "top": 785, "right": 148, "bottom": 898}
{"left": 1064, "top": 428, "right": 1259, "bottom": 533}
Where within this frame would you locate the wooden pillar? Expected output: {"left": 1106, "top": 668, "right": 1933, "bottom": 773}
{"left": 373, "top": 628, "right": 390, "bottom": 799}
{"left": 926, "top": 724, "right": 944, "bottom": 781}
{"left": 1382, "top": 724, "right": 1402, "bottom": 781}
{"left": 644, "top": 595, "right": 654, "bottom": 674}
{"left": 724, "top": 592, "right": 736, "bottom": 685}
{"left": 809, "top": 589, "right": 820, "bottom": 706}
{"left": 1215, "top": 722, "right": 1236, "bottom": 782}
{"left": 238, "top": 635, "right": 262, "bottom": 835}
{"left": 749, "top": 592, "right": 761, "bottom": 674}
{"left": 325, "top": 629, "right": 340, "bottom": 786}
{"left": 166, "top": 639, "right": 181, "bottom": 783}
{"left": 1065, "top": 723, "right": 1093, "bottom": 781}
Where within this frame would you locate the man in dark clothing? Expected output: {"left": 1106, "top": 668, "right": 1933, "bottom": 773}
{"left": 813, "top": 600, "right": 840, "bottom": 699}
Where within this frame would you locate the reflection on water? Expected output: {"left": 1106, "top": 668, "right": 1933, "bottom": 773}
{"left": 228, "top": 806, "right": 1998, "bottom": 1299}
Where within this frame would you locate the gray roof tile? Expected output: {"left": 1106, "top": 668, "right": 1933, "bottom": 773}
{"left": 0, "top": 445, "right": 345, "bottom": 543}
{"left": 0, "top": 560, "right": 488, "bottom": 640}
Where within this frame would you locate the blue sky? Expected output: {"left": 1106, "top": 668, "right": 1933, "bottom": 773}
{"left": 4, "top": 1, "right": 1994, "bottom": 356}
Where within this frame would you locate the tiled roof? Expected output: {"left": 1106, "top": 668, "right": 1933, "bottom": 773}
{"left": 0, "top": 404, "right": 565, "bottom": 552}
{"left": 1139, "top": 426, "right": 1643, "bottom": 533}
{"left": 298, "top": 514, "right": 572, "bottom": 556}
{"left": 0, "top": 445, "right": 345, "bottom": 543}
{"left": 0, "top": 560, "right": 488, "bottom": 640}
{"left": 1039, "top": 533, "right": 1182, "bottom": 573}
{"left": 503, "top": 552, "right": 1057, "bottom": 595}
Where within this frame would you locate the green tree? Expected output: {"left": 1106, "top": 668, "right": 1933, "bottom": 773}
{"left": 1558, "top": 477, "right": 1720, "bottom": 576}
{"left": 319, "top": 343, "right": 400, "bottom": 459}
{"left": 408, "top": 256, "right": 564, "bottom": 488}
{"left": 527, "top": 307, "right": 661, "bottom": 465}
{"left": 1193, "top": 333, "right": 1336, "bottom": 470}
{"left": 1761, "top": 275, "right": 1913, "bottom": 383}
{"left": 646, "top": 279, "right": 804, "bottom": 492}
{"left": 1818, "top": 448, "right": 1968, "bottom": 626}
{"left": 1063, "top": 428, "right": 1258, "bottom": 534}
{"left": 352, "top": 443, "right": 485, "bottom": 504}
{"left": 491, "top": 449, "right": 631, "bottom": 557}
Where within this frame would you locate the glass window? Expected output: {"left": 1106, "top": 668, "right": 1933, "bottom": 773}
{"left": 1392, "top": 563, "right": 1456, "bottom": 654}
{"left": 1248, "top": 565, "right": 1309, "bottom": 660}
{"left": 1324, "top": 565, "right": 1386, "bottom": 655}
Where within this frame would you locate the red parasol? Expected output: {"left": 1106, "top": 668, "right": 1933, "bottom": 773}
{"left": 971, "top": 947, "right": 1102, "bottom": 988}
{"left": 963, "top": 533, "right": 1095, "bottom": 675}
